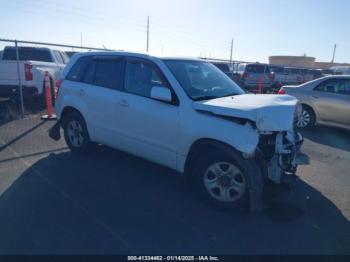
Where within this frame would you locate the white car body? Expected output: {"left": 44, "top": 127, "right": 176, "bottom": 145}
{"left": 0, "top": 46, "right": 67, "bottom": 98}
{"left": 54, "top": 52, "right": 303, "bottom": 188}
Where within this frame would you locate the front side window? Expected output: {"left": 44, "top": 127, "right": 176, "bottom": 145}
{"left": 164, "top": 60, "right": 244, "bottom": 100}
{"left": 124, "top": 60, "right": 168, "bottom": 98}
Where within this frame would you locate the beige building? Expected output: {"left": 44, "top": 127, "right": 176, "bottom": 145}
{"left": 269, "top": 55, "right": 315, "bottom": 68}
{"left": 269, "top": 55, "right": 350, "bottom": 69}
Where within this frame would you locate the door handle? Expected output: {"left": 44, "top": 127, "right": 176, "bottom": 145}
{"left": 118, "top": 99, "right": 129, "bottom": 107}
{"left": 78, "top": 89, "right": 85, "bottom": 96}
{"left": 312, "top": 95, "right": 319, "bottom": 99}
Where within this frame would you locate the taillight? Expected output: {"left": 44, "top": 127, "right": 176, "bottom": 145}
{"left": 278, "top": 88, "right": 286, "bottom": 95}
{"left": 24, "top": 63, "right": 33, "bottom": 81}
{"left": 55, "top": 79, "right": 63, "bottom": 98}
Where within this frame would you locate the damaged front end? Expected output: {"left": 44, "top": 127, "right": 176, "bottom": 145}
{"left": 257, "top": 130, "right": 304, "bottom": 184}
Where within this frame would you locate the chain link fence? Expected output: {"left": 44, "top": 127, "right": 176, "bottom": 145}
{"left": 0, "top": 38, "right": 255, "bottom": 125}
{"left": 0, "top": 38, "right": 117, "bottom": 124}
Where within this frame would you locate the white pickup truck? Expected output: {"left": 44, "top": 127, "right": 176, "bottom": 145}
{"left": 0, "top": 46, "right": 69, "bottom": 104}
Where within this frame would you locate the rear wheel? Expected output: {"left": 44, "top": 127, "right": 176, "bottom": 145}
{"left": 297, "top": 105, "right": 315, "bottom": 128}
{"left": 63, "top": 111, "right": 92, "bottom": 154}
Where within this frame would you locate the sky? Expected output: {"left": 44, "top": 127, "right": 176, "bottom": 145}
{"left": 0, "top": 0, "right": 349, "bottom": 63}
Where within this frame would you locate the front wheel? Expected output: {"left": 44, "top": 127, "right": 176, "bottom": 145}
{"left": 63, "top": 112, "right": 92, "bottom": 154}
{"left": 192, "top": 149, "right": 250, "bottom": 209}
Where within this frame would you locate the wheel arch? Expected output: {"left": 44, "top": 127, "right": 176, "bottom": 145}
{"left": 184, "top": 138, "right": 265, "bottom": 212}
{"left": 301, "top": 103, "right": 317, "bottom": 124}
{"left": 60, "top": 106, "right": 84, "bottom": 126}
{"left": 184, "top": 138, "right": 243, "bottom": 177}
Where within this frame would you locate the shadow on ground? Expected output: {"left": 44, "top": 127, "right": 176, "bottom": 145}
{"left": 0, "top": 146, "right": 349, "bottom": 254}
{"left": 301, "top": 125, "right": 350, "bottom": 152}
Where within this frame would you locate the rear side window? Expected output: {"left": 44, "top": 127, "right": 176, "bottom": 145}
{"left": 80, "top": 57, "right": 124, "bottom": 90}
{"left": 291, "top": 68, "right": 301, "bottom": 74}
{"left": 53, "top": 51, "right": 64, "bottom": 64}
{"left": 3, "top": 47, "right": 53, "bottom": 62}
{"left": 66, "top": 56, "right": 91, "bottom": 82}
{"left": 314, "top": 79, "right": 339, "bottom": 93}
{"left": 270, "top": 66, "right": 284, "bottom": 73}
{"left": 246, "top": 65, "right": 270, "bottom": 73}
{"left": 93, "top": 60, "right": 123, "bottom": 90}
{"left": 214, "top": 63, "right": 230, "bottom": 72}
{"left": 315, "top": 79, "right": 350, "bottom": 95}
{"left": 60, "top": 52, "right": 70, "bottom": 64}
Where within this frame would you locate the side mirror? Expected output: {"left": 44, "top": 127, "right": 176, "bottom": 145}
{"left": 150, "top": 86, "right": 172, "bottom": 102}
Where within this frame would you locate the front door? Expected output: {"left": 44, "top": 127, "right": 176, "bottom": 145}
{"left": 115, "top": 57, "right": 180, "bottom": 169}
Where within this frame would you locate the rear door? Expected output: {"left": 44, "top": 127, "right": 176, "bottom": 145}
{"left": 75, "top": 56, "right": 125, "bottom": 145}
{"left": 311, "top": 78, "right": 350, "bottom": 125}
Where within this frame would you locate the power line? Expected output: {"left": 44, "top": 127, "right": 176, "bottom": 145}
{"left": 146, "top": 16, "right": 150, "bottom": 52}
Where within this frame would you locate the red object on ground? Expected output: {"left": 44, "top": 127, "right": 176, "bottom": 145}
{"left": 258, "top": 77, "right": 263, "bottom": 94}
{"left": 41, "top": 71, "right": 56, "bottom": 120}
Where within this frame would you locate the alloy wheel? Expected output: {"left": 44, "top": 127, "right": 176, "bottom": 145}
{"left": 297, "top": 109, "right": 311, "bottom": 128}
{"left": 203, "top": 162, "right": 246, "bottom": 202}
{"left": 67, "top": 120, "right": 84, "bottom": 148}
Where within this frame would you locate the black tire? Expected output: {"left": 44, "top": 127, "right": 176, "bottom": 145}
{"left": 297, "top": 105, "right": 316, "bottom": 129}
{"left": 62, "top": 111, "right": 92, "bottom": 154}
{"left": 191, "top": 148, "right": 251, "bottom": 209}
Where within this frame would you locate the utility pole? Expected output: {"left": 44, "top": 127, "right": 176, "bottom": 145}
{"left": 80, "top": 32, "right": 83, "bottom": 51}
{"left": 331, "top": 44, "right": 337, "bottom": 63}
{"left": 230, "top": 38, "right": 234, "bottom": 65}
{"left": 146, "top": 16, "right": 149, "bottom": 52}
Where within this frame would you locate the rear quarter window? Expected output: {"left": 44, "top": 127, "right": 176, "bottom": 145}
{"left": 66, "top": 56, "right": 91, "bottom": 82}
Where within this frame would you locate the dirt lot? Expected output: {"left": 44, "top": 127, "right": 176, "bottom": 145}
{"left": 0, "top": 115, "right": 349, "bottom": 254}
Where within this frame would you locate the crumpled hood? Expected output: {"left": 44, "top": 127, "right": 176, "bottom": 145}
{"left": 193, "top": 94, "right": 298, "bottom": 131}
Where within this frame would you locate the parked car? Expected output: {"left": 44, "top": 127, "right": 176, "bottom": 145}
{"left": 283, "top": 67, "right": 303, "bottom": 85}
{"left": 269, "top": 65, "right": 285, "bottom": 89}
{"left": 279, "top": 75, "right": 350, "bottom": 129}
{"left": 300, "top": 68, "right": 313, "bottom": 83}
{"left": 50, "top": 52, "right": 304, "bottom": 211}
{"left": 0, "top": 46, "right": 69, "bottom": 104}
{"left": 212, "top": 62, "right": 234, "bottom": 79}
{"left": 309, "top": 69, "right": 323, "bottom": 80}
{"left": 237, "top": 63, "right": 273, "bottom": 92}
{"left": 330, "top": 66, "right": 350, "bottom": 75}
{"left": 321, "top": 69, "right": 334, "bottom": 76}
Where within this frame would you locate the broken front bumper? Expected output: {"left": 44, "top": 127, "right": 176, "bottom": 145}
{"left": 266, "top": 131, "right": 305, "bottom": 184}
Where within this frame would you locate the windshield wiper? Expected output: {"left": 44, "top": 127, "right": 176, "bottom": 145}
{"left": 192, "top": 95, "right": 220, "bottom": 101}
{"left": 193, "top": 93, "right": 239, "bottom": 101}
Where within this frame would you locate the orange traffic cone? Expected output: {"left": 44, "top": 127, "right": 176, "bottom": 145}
{"left": 41, "top": 71, "right": 57, "bottom": 120}
{"left": 258, "top": 77, "right": 263, "bottom": 94}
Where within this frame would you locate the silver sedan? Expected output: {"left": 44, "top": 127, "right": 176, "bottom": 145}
{"left": 280, "top": 75, "right": 350, "bottom": 129}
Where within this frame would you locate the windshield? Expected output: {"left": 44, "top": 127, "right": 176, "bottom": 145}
{"left": 163, "top": 60, "right": 244, "bottom": 100}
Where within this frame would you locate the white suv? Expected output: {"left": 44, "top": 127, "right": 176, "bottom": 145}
{"left": 50, "top": 52, "right": 304, "bottom": 211}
